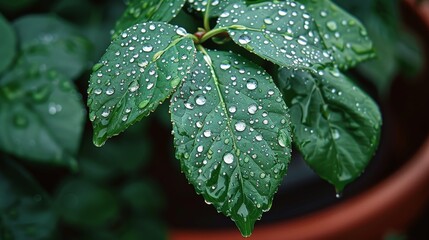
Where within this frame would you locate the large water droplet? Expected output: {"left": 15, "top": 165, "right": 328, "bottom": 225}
{"left": 203, "top": 130, "right": 212, "bottom": 137}
{"left": 223, "top": 153, "right": 234, "bottom": 164}
{"left": 143, "top": 45, "right": 153, "bottom": 52}
{"left": 326, "top": 21, "right": 338, "bottom": 31}
{"left": 247, "top": 104, "right": 257, "bottom": 114}
{"left": 220, "top": 60, "right": 231, "bottom": 70}
{"left": 128, "top": 81, "right": 139, "bottom": 92}
{"left": 235, "top": 121, "right": 246, "bottom": 132}
{"left": 238, "top": 34, "right": 251, "bottom": 45}
{"left": 176, "top": 27, "right": 187, "bottom": 36}
{"left": 195, "top": 95, "right": 207, "bottom": 106}
{"left": 331, "top": 128, "right": 340, "bottom": 140}
{"left": 264, "top": 17, "right": 273, "bottom": 25}
{"left": 278, "top": 129, "right": 290, "bottom": 148}
{"left": 106, "top": 87, "right": 115, "bottom": 95}
{"left": 246, "top": 78, "right": 258, "bottom": 90}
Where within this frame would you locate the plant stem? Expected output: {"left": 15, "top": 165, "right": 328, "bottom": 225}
{"left": 200, "top": 27, "right": 229, "bottom": 43}
{"left": 204, "top": 0, "right": 212, "bottom": 31}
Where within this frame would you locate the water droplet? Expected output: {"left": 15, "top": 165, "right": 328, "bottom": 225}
{"left": 228, "top": 106, "right": 237, "bottom": 113}
{"left": 246, "top": 78, "right": 258, "bottom": 90}
{"left": 247, "top": 104, "right": 257, "bottom": 114}
{"left": 185, "top": 102, "right": 194, "bottom": 110}
{"left": 121, "top": 32, "right": 128, "bottom": 38}
{"left": 220, "top": 61, "right": 231, "bottom": 70}
{"left": 260, "top": 173, "right": 266, "bottom": 179}
{"left": 101, "top": 109, "right": 110, "bottom": 117}
{"left": 278, "top": 129, "right": 290, "bottom": 148}
{"left": 195, "top": 95, "right": 206, "bottom": 106}
{"left": 143, "top": 45, "right": 153, "bottom": 52}
{"left": 128, "top": 81, "right": 139, "bottom": 92}
{"left": 197, "top": 145, "right": 204, "bottom": 153}
{"left": 331, "top": 128, "right": 340, "bottom": 140}
{"left": 235, "top": 121, "right": 246, "bottom": 132}
{"left": 106, "top": 87, "right": 115, "bottom": 95}
{"left": 255, "top": 135, "right": 263, "bottom": 141}
{"left": 176, "top": 27, "right": 187, "bottom": 36}
{"left": 203, "top": 130, "right": 212, "bottom": 137}
{"left": 138, "top": 100, "right": 150, "bottom": 109}
{"left": 278, "top": 9, "right": 287, "bottom": 16}
{"left": 223, "top": 153, "right": 234, "bottom": 164}
{"left": 326, "top": 21, "right": 338, "bottom": 31}
{"left": 264, "top": 17, "right": 273, "bottom": 25}
{"left": 238, "top": 34, "right": 251, "bottom": 45}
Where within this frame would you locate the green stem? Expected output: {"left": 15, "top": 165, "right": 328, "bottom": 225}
{"left": 204, "top": 0, "right": 212, "bottom": 31}
{"left": 200, "top": 27, "right": 229, "bottom": 43}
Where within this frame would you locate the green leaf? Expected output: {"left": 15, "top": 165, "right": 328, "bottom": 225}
{"left": 171, "top": 49, "right": 291, "bottom": 237}
{"left": 0, "top": 14, "right": 16, "bottom": 74}
{"left": 0, "top": 159, "right": 56, "bottom": 240}
{"left": 186, "top": 0, "right": 240, "bottom": 18}
{"left": 54, "top": 178, "right": 119, "bottom": 228}
{"left": 13, "top": 15, "right": 92, "bottom": 79}
{"left": 112, "top": 0, "right": 187, "bottom": 39}
{"left": 297, "top": 0, "right": 375, "bottom": 70}
{"left": 0, "top": 65, "right": 85, "bottom": 168}
{"left": 88, "top": 22, "right": 196, "bottom": 147}
{"left": 278, "top": 67, "right": 381, "bottom": 192}
{"left": 216, "top": 1, "right": 333, "bottom": 69}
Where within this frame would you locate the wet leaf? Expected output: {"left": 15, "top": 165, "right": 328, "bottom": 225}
{"left": 0, "top": 159, "right": 56, "bottom": 240}
{"left": 88, "top": 21, "right": 196, "bottom": 147}
{"left": 297, "top": 0, "right": 375, "bottom": 70}
{"left": 0, "top": 64, "right": 85, "bottom": 168}
{"left": 112, "top": 0, "right": 186, "bottom": 39}
{"left": 171, "top": 50, "right": 291, "bottom": 237}
{"left": 0, "top": 14, "right": 16, "bottom": 74}
{"left": 13, "top": 15, "right": 92, "bottom": 80}
{"left": 278, "top": 67, "right": 381, "bottom": 192}
{"left": 216, "top": 1, "right": 333, "bottom": 69}
{"left": 186, "top": 0, "right": 240, "bottom": 18}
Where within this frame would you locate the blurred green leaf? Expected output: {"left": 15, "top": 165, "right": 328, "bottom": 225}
{"left": 13, "top": 14, "right": 92, "bottom": 79}
{"left": 118, "top": 219, "right": 166, "bottom": 240}
{"left": 0, "top": 158, "right": 56, "bottom": 240}
{"left": 54, "top": 178, "right": 119, "bottom": 228}
{"left": 79, "top": 121, "right": 150, "bottom": 181}
{"left": 0, "top": 65, "right": 85, "bottom": 168}
{"left": 0, "top": 14, "right": 16, "bottom": 74}
{"left": 120, "top": 180, "right": 164, "bottom": 214}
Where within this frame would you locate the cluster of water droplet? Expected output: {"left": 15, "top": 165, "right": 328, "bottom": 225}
{"left": 170, "top": 49, "right": 291, "bottom": 217}
{"left": 88, "top": 22, "right": 195, "bottom": 146}
{"left": 217, "top": 1, "right": 333, "bottom": 68}
{"left": 186, "top": 0, "right": 228, "bottom": 17}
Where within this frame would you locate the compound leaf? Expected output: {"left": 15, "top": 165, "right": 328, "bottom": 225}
{"left": 297, "top": 0, "right": 375, "bottom": 70}
{"left": 171, "top": 49, "right": 291, "bottom": 237}
{"left": 88, "top": 22, "right": 196, "bottom": 146}
{"left": 278, "top": 67, "right": 381, "bottom": 192}
{"left": 0, "top": 64, "right": 85, "bottom": 168}
{"left": 112, "top": 0, "right": 186, "bottom": 39}
{"left": 216, "top": 1, "right": 333, "bottom": 69}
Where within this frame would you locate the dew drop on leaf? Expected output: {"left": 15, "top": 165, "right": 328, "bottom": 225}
{"left": 246, "top": 78, "right": 258, "bottom": 90}
{"left": 223, "top": 153, "right": 234, "bottom": 164}
{"left": 195, "top": 95, "right": 207, "bottom": 106}
{"left": 234, "top": 121, "right": 246, "bottom": 132}
{"left": 238, "top": 34, "right": 251, "bottom": 45}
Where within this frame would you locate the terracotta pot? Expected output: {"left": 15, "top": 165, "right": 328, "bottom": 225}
{"left": 169, "top": 1, "right": 429, "bottom": 239}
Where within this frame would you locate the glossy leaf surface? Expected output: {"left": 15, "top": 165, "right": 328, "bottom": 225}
{"left": 216, "top": 1, "right": 332, "bottom": 69}
{"left": 88, "top": 22, "right": 196, "bottom": 146}
{"left": 13, "top": 15, "right": 92, "bottom": 79}
{"left": 0, "top": 159, "right": 56, "bottom": 240}
{"left": 112, "top": 0, "right": 186, "bottom": 39}
{"left": 0, "top": 65, "right": 85, "bottom": 168}
{"left": 278, "top": 67, "right": 381, "bottom": 191}
{"left": 0, "top": 14, "right": 16, "bottom": 74}
{"left": 171, "top": 50, "right": 291, "bottom": 236}
{"left": 297, "top": 0, "right": 375, "bottom": 70}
